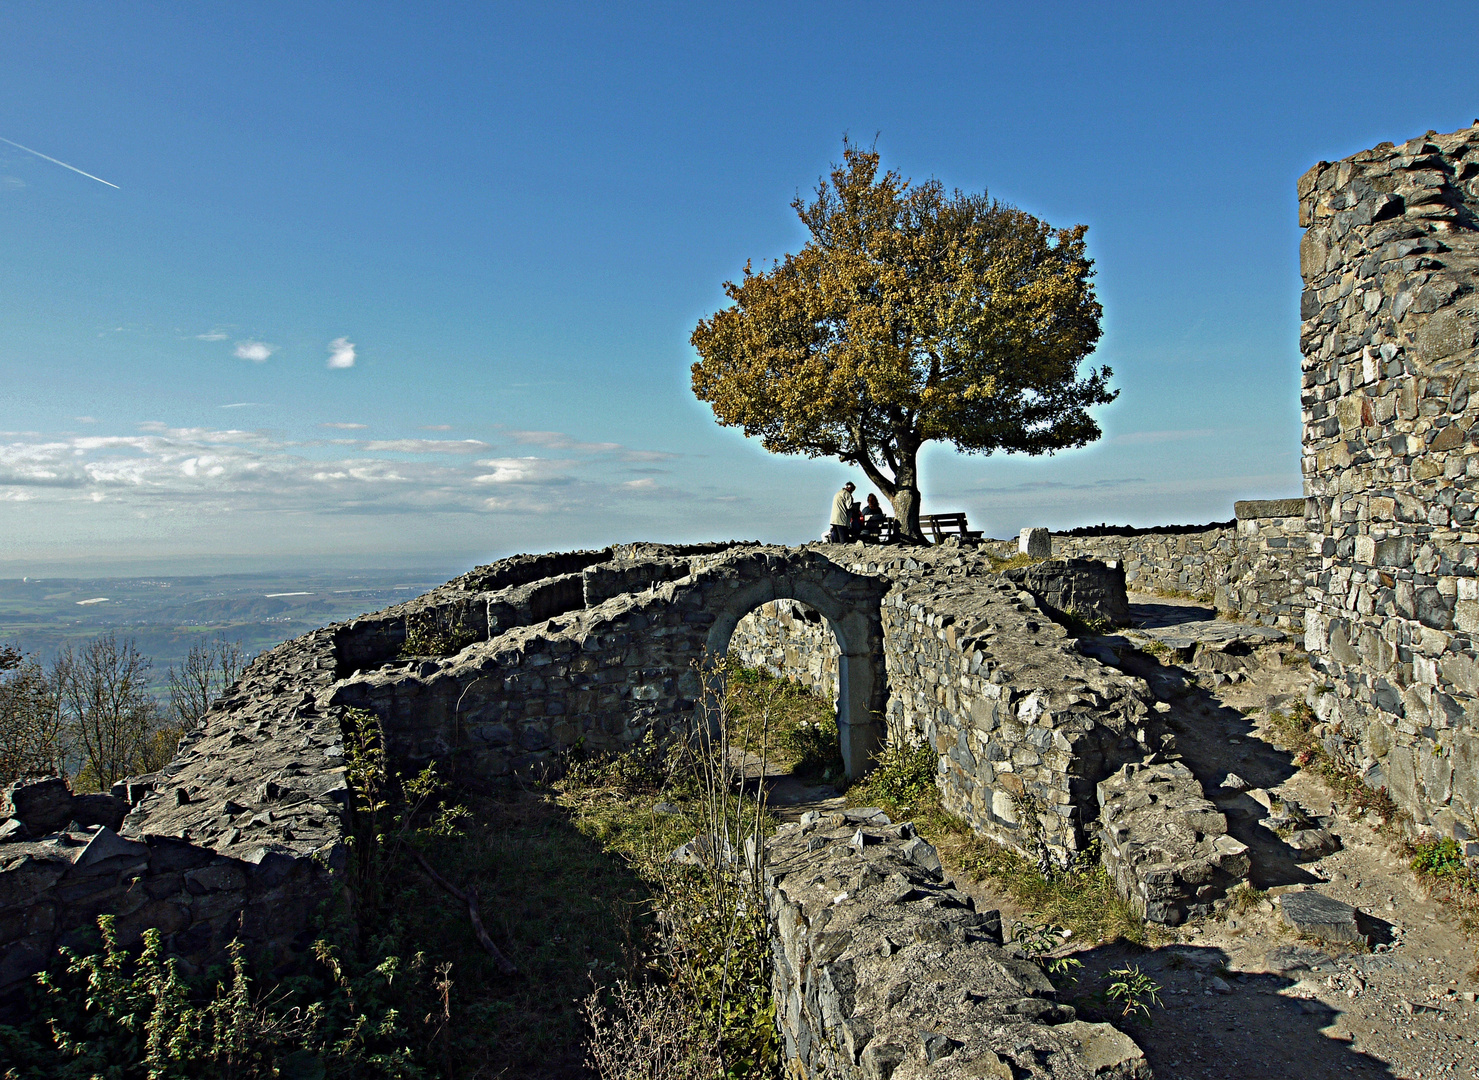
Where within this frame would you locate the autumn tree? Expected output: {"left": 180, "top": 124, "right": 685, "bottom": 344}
{"left": 690, "top": 142, "right": 1115, "bottom": 540}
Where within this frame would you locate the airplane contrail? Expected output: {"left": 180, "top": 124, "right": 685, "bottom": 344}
{"left": 0, "top": 136, "right": 118, "bottom": 189}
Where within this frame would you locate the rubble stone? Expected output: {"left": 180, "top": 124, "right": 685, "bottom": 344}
{"left": 767, "top": 818, "right": 1151, "bottom": 1079}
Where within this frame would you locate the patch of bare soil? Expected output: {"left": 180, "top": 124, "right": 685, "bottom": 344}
{"left": 947, "top": 593, "right": 1479, "bottom": 1080}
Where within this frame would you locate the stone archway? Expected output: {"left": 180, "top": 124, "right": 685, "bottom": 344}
{"left": 703, "top": 563, "right": 887, "bottom": 780}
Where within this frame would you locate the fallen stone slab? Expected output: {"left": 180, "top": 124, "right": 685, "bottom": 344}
{"left": 1279, "top": 890, "right": 1365, "bottom": 944}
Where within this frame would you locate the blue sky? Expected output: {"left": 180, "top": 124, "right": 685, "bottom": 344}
{"left": 1, "top": 2, "right": 1475, "bottom": 574}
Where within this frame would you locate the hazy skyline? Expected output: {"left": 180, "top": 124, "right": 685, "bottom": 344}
{"left": 3, "top": 3, "right": 1475, "bottom": 574}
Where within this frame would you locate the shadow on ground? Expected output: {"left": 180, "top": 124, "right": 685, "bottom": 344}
{"left": 1066, "top": 942, "right": 1396, "bottom": 1078}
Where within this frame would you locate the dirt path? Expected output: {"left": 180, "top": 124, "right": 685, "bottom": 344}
{"left": 949, "top": 593, "right": 1479, "bottom": 1079}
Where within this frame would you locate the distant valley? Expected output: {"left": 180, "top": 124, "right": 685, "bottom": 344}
{"left": 0, "top": 569, "right": 450, "bottom": 690}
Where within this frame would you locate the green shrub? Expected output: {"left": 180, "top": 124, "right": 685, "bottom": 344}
{"left": 1413, "top": 837, "right": 1467, "bottom": 878}
{"left": 0, "top": 915, "right": 428, "bottom": 1080}
{"left": 856, "top": 739, "right": 937, "bottom": 811}
{"left": 399, "top": 616, "right": 476, "bottom": 659}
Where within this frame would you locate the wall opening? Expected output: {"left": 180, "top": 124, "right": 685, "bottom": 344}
{"left": 705, "top": 587, "right": 885, "bottom": 781}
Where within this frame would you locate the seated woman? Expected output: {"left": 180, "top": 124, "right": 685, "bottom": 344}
{"left": 858, "top": 494, "right": 889, "bottom": 539}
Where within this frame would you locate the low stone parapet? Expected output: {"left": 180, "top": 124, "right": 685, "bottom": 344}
{"left": 1096, "top": 760, "right": 1250, "bottom": 925}
{"left": 767, "top": 814, "right": 1151, "bottom": 1079}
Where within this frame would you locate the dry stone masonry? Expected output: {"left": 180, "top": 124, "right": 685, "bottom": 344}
{"left": 1043, "top": 500, "right": 1308, "bottom": 630}
{"left": 0, "top": 538, "right": 1254, "bottom": 1060}
{"left": 0, "top": 628, "right": 351, "bottom": 1004}
{"left": 1096, "top": 760, "right": 1251, "bottom": 926}
{"left": 1299, "top": 122, "right": 1479, "bottom": 841}
{"left": 767, "top": 810, "right": 1151, "bottom": 1079}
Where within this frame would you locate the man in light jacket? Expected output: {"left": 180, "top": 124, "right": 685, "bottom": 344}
{"left": 829, "top": 481, "right": 857, "bottom": 543}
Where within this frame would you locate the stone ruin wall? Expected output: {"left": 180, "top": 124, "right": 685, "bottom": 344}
{"left": 328, "top": 546, "right": 890, "bottom": 786}
{"left": 0, "top": 628, "right": 351, "bottom": 1002}
{"left": 2, "top": 539, "right": 1277, "bottom": 1080}
{"left": 732, "top": 546, "right": 1250, "bottom": 924}
{"left": 1043, "top": 499, "right": 1309, "bottom": 630}
{"left": 1300, "top": 122, "right": 1479, "bottom": 842}
{"left": 766, "top": 809, "right": 1150, "bottom": 1079}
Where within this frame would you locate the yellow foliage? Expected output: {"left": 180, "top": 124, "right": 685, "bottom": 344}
{"left": 691, "top": 141, "right": 1114, "bottom": 536}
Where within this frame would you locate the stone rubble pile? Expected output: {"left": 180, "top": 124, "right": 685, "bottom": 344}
{"left": 1096, "top": 760, "right": 1251, "bottom": 925}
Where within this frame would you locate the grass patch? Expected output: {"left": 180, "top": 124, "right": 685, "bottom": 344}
{"left": 847, "top": 739, "right": 1143, "bottom": 946}
{"left": 1060, "top": 608, "right": 1115, "bottom": 637}
{"left": 1264, "top": 702, "right": 1401, "bottom": 825}
{"left": 1227, "top": 882, "right": 1267, "bottom": 915}
{"left": 726, "top": 666, "right": 843, "bottom": 781}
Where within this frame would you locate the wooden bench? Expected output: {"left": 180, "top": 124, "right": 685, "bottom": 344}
{"left": 918, "top": 512, "right": 984, "bottom": 544}
{"left": 859, "top": 517, "right": 900, "bottom": 544}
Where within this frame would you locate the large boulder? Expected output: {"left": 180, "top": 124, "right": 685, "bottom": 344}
{"left": 1003, "top": 558, "right": 1131, "bottom": 628}
{"left": 1, "top": 777, "right": 73, "bottom": 835}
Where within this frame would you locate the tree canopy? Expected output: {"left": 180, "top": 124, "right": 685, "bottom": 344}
{"left": 690, "top": 142, "right": 1115, "bottom": 538}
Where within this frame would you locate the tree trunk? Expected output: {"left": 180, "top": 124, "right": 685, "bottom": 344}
{"left": 889, "top": 486, "right": 923, "bottom": 542}
{"left": 853, "top": 444, "right": 926, "bottom": 543}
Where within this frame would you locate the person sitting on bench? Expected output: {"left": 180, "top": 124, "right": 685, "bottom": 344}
{"left": 859, "top": 493, "right": 888, "bottom": 538}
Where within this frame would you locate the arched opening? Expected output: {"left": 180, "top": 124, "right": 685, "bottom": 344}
{"left": 704, "top": 577, "right": 885, "bottom": 781}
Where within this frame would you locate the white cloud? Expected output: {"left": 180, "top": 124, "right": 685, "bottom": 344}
{"left": 421, "top": 424, "right": 452, "bottom": 431}
{"left": 360, "top": 439, "right": 487, "bottom": 454}
{"left": 220, "top": 402, "right": 265, "bottom": 409}
{"left": 321, "top": 422, "right": 367, "bottom": 430}
{"left": 506, "top": 429, "right": 678, "bottom": 462}
{"left": 508, "top": 430, "right": 621, "bottom": 454}
{"left": 0, "top": 422, "right": 691, "bottom": 528}
{"left": 327, "top": 337, "right": 356, "bottom": 369}
{"left": 234, "top": 341, "right": 276, "bottom": 363}
{"left": 74, "top": 416, "right": 97, "bottom": 424}
{"left": 197, "top": 330, "right": 229, "bottom": 341}
{"left": 472, "top": 457, "right": 574, "bottom": 485}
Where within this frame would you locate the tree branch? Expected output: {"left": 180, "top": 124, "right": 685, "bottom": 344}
{"left": 408, "top": 847, "right": 518, "bottom": 975}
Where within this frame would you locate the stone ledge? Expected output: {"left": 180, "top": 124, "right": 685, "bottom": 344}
{"left": 1234, "top": 498, "right": 1307, "bottom": 520}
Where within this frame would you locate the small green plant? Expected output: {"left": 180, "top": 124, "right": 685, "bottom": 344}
{"left": 1227, "top": 882, "right": 1267, "bottom": 915}
{"left": 1105, "top": 964, "right": 1162, "bottom": 1018}
{"left": 1141, "top": 640, "right": 1173, "bottom": 663}
{"left": 854, "top": 739, "right": 937, "bottom": 811}
{"left": 1062, "top": 608, "right": 1113, "bottom": 636}
{"left": 1011, "top": 919, "right": 1082, "bottom": 978}
{"left": 1413, "top": 837, "right": 1467, "bottom": 878}
{"left": 399, "top": 615, "right": 477, "bottom": 659}
{"left": 1, "top": 914, "right": 428, "bottom": 1080}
